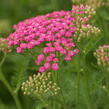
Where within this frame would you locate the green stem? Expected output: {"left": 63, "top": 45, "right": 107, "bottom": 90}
{"left": 81, "top": 71, "right": 92, "bottom": 109}
{"left": 0, "top": 53, "right": 22, "bottom": 109}
{"left": 0, "top": 72, "right": 22, "bottom": 109}
{"left": 82, "top": 55, "right": 96, "bottom": 109}
{"left": 0, "top": 53, "right": 6, "bottom": 67}
{"left": 53, "top": 54, "right": 66, "bottom": 109}
{"left": 48, "top": 99, "right": 53, "bottom": 109}
{"left": 75, "top": 55, "right": 81, "bottom": 109}
{"left": 101, "top": 68, "right": 109, "bottom": 98}
{"left": 77, "top": 53, "right": 96, "bottom": 109}
{"left": 56, "top": 71, "right": 66, "bottom": 109}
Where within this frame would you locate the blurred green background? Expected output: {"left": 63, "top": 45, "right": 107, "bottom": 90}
{"left": 0, "top": 0, "right": 109, "bottom": 109}
{"left": 0, "top": 0, "right": 109, "bottom": 42}
{"left": 0, "top": 0, "right": 72, "bottom": 36}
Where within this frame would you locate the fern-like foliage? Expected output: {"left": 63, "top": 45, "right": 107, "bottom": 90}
{"left": 7, "top": 53, "right": 30, "bottom": 93}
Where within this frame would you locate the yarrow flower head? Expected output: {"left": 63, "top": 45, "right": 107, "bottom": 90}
{"left": 0, "top": 37, "right": 12, "bottom": 53}
{"left": 94, "top": 44, "right": 109, "bottom": 67}
{"left": 72, "top": 5, "right": 100, "bottom": 42}
{"left": 75, "top": 24, "right": 100, "bottom": 42}
{"left": 21, "top": 72, "right": 60, "bottom": 96}
{"left": 7, "top": 5, "right": 98, "bottom": 72}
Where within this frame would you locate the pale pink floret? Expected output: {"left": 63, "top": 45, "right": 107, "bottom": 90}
{"left": 65, "top": 31, "right": 72, "bottom": 37}
{"left": 35, "top": 60, "right": 40, "bottom": 65}
{"left": 20, "top": 43, "right": 27, "bottom": 48}
{"left": 49, "top": 47, "right": 56, "bottom": 52}
{"left": 53, "top": 58, "right": 59, "bottom": 62}
{"left": 8, "top": 41, "right": 14, "bottom": 46}
{"left": 46, "top": 43, "right": 52, "bottom": 47}
{"left": 46, "top": 56, "right": 53, "bottom": 62}
{"left": 39, "top": 66, "right": 45, "bottom": 72}
{"left": 43, "top": 47, "right": 49, "bottom": 53}
{"left": 44, "top": 62, "right": 50, "bottom": 70}
{"left": 68, "top": 50, "right": 75, "bottom": 56}
{"left": 60, "top": 49, "right": 67, "bottom": 55}
{"left": 16, "top": 47, "right": 22, "bottom": 53}
{"left": 74, "top": 49, "right": 79, "bottom": 54}
{"left": 52, "top": 63, "right": 59, "bottom": 71}
{"left": 37, "top": 54, "right": 45, "bottom": 61}
{"left": 64, "top": 56, "right": 72, "bottom": 61}
{"left": 50, "top": 53, "right": 56, "bottom": 57}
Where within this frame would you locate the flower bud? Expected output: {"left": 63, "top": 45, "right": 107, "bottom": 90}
{"left": 21, "top": 72, "right": 60, "bottom": 97}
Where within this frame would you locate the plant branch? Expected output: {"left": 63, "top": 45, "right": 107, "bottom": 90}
{"left": 0, "top": 53, "right": 22, "bottom": 109}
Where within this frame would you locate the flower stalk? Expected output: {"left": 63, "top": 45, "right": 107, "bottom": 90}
{"left": 0, "top": 53, "right": 22, "bottom": 109}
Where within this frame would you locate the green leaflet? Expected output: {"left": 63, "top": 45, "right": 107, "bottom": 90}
{"left": 6, "top": 53, "right": 30, "bottom": 93}
{"left": 0, "top": 99, "right": 16, "bottom": 109}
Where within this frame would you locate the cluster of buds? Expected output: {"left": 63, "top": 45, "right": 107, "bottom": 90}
{"left": 0, "top": 37, "right": 12, "bottom": 53}
{"left": 21, "top": 72, "right": 60, "bottom": 96}
{"left": 72, "top": 0, "right": 109, "bottom": 8}
{"left": 72, "top": 5, "right": 96, "bottom": 17}
{"left": 86, "top": 0, "right": 109, "bottom": 8}
{"left": 94, "top": 44, "right": 109, "bottom": 67}
{"left": 7, "top": 5, "right": 97, "bottom": 72}
{"left": 74, "top": 24, "right": 100, "bottom": 42}
{"left": 72, "top": 4, "right": 96, "bottom": 25}
{"left": 72, "top": 5, "right": 100, "bottom": 42}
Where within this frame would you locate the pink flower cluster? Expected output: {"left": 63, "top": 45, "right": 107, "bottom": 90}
{"left": 72, "top": 4, "right": 96, "bottom": 21}
{"left": 94, "top": 44, "right": 109, "bottom": 66}
{"left": 7, "top": 5, "right": 93, "bottom": 72}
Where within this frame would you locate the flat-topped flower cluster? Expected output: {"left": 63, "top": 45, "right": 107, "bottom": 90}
{"left": 94, "top": 44, "right": 109, "bottom": 67}
{"left": 7, "top": 5, "right": 98, "bottom": 72}
{"left": 75, "top": 24, "right": 100, "bottom": 42}
{"left": 21, "top": 72, "right": 60, "bottom": 96}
